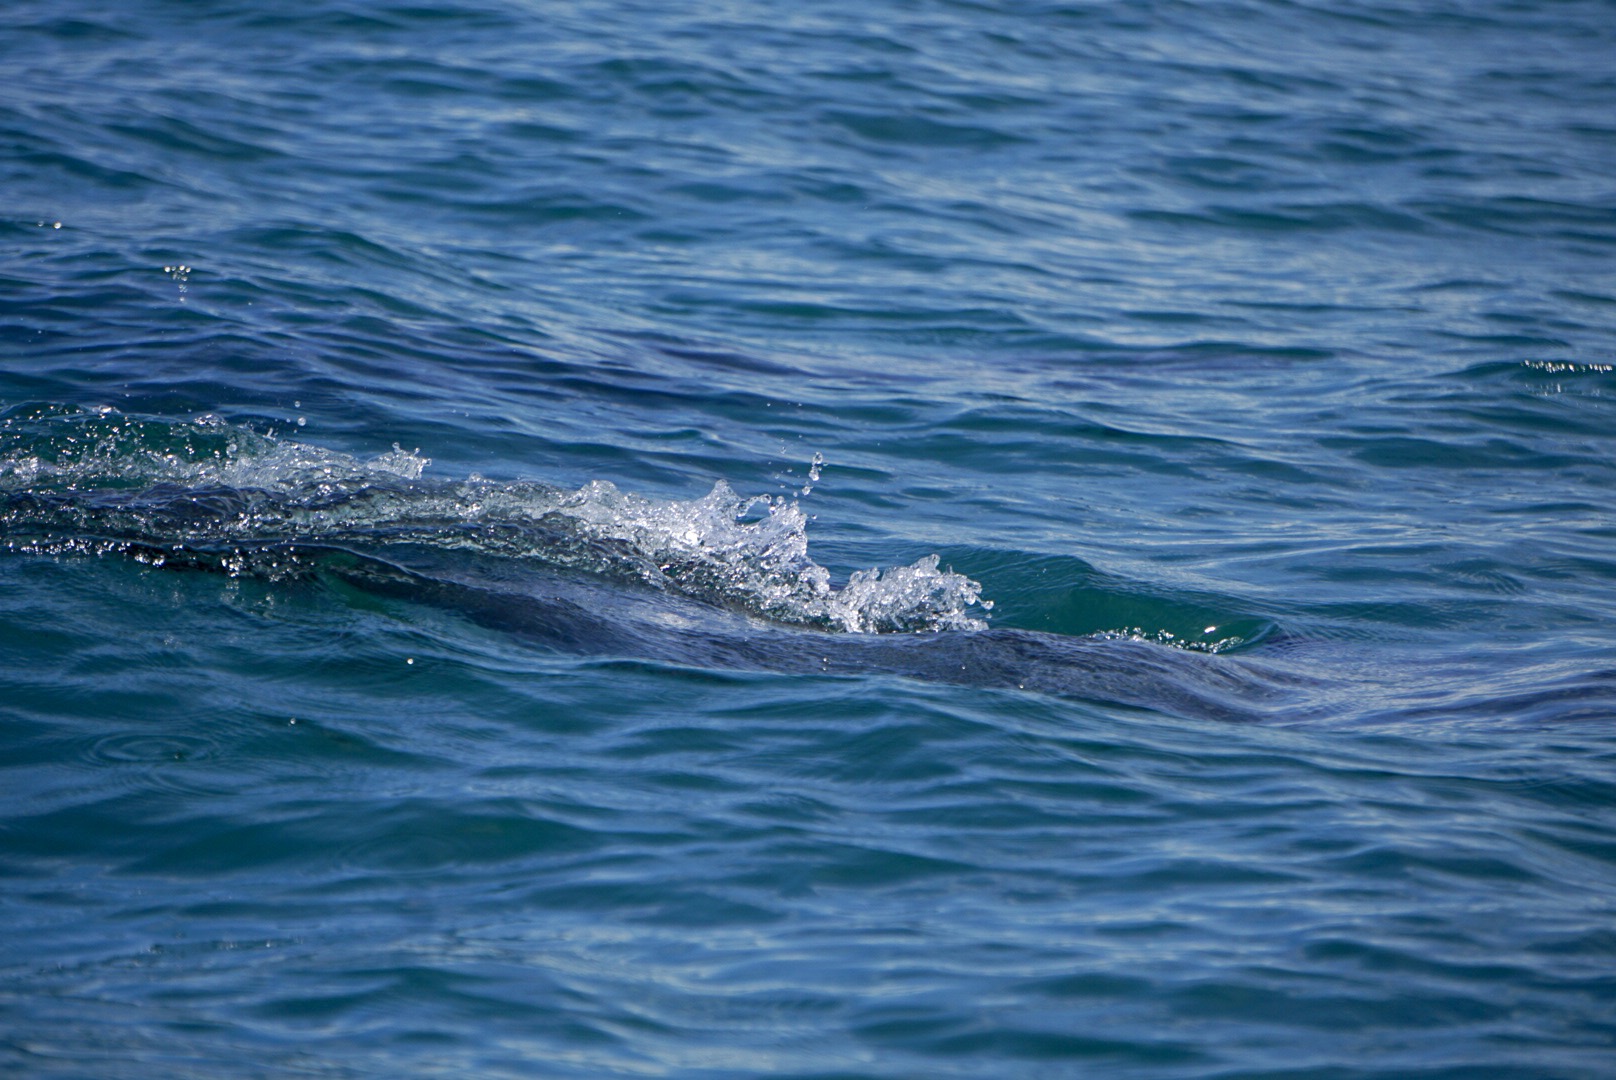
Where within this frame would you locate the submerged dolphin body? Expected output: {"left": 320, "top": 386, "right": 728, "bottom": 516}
{"left": 309, "top": 543, "right": 1293, "bottom": 724}
{"left": 0, "top": 408, "right": 1302, "bottom": 722}
{"left": 1, "top": 496, "right": 1290, "bottom": 723}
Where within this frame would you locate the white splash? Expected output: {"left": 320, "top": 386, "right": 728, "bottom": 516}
{"left": 0, "top": 406, "right": 989, "bottom": 634}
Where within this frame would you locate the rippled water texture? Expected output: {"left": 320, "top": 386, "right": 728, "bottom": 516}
{"left": 3, "top": 0, "right": 1616, "bottom": 1076}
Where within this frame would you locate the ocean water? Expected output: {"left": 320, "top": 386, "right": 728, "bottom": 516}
{"left": 3, "top": 0, "right": 1616, "bottom": 1075}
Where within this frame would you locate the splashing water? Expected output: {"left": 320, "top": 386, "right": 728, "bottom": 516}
{"left": 0, "top": 405, "right": 989, "bottom": 633}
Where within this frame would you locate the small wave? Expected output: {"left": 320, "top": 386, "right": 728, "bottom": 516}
{"left": 0, "top": 404, "right": 989, "bottom": 634}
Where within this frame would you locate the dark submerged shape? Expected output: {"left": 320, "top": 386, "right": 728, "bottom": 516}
{"left": 0, "top": 406, "right": 1295, "bottom": 724}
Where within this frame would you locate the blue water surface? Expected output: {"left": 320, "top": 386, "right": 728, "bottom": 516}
{"left": 3, "top": 0, "right": 1616, "bottom": 1076}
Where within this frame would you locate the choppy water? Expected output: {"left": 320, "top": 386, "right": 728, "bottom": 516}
{"left": 4, "top": 0, "right": 1616, "bottom": 1076}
